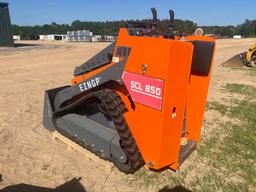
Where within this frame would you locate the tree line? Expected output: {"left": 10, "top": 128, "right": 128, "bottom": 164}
{"left": 11, "top": 18, "right": 256, "bottom": 38}
{"left": 11, "top": 19, "right": 197, "bottom": 38}
{"left": 202, "top": 19, "right": 256, "bottom": 37}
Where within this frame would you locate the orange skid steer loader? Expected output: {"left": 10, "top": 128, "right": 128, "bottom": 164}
{"left": 43, "top": 8, "right": 215, "bottom": 174}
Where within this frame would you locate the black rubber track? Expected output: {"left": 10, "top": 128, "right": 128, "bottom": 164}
{"left": 54, "top": 89, "right": 144, "bottom": 174}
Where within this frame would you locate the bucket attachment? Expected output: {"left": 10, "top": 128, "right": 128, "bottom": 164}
{"left": 55, "top": 114, "right": 126, "bottom": 163}
{"left": 43, "top": 88, "right": 127, "bottom": 166}
{"left": 222, "top": 53, "right": 246, "bottom": 67}
{"left": 43, "top": 87, "right": 144, "bottom": 174}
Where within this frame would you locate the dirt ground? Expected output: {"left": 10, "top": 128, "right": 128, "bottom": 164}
{"left": 0, "top": 38, "right": 255, "bottom": 192}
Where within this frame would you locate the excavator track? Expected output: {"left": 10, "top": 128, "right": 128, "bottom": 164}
{"left": 54, "top": 89, "right": 144, "bottom": 174}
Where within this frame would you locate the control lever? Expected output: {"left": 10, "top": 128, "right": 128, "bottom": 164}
{"left": 169, "top": 9, "right": 175, "bottom": 33}
{"left": 151, "top": 8, "right": 157, "bottom": 31}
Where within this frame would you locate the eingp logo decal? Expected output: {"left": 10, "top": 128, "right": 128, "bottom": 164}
{"left": 78, "top": 77, "right": 101, "bottom": 92}
{"left": 122, "top": 71, "right": 164, "bottom": 110}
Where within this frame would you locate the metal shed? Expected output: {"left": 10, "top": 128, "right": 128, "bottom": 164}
{"left": 0, "top": 2, "right": 14, "bottom": 47}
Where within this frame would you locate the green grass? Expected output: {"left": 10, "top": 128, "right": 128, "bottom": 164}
{"left": 224, "top": 83, "right": 256, "bottom": 97}
{"left": 126, "top": 83, "right": 256, "bottom": 192}
{"left": 206, "top": 101, "right": 228, "bottom": 115}
{"left": 229, "top": 67, "right": 256, "bottom": 77}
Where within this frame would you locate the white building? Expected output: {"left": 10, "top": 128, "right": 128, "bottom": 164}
{"left": 91, "top": 35, "right": 102, "bottom": 42}
{"left": 39, "top": 34, "right": 67, "bottom": 41}
{"left": 67, "top": 30, "right": 93, "bottom": 42}
{"left": 13, "top": 35, "right": 21, "bottom": 41}
{"left": 233, "top": 35, "right": 242, "bottom": 39}
{"left": 103, "top": 35, "right": 116, "bottom": 42}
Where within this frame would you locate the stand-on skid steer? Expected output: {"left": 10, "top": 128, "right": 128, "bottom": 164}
{"left": 43, "top": 8, "right": 215, "bottom": 174}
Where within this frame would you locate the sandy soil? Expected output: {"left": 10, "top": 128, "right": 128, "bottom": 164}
{"left": 0, "top": 38, "right": 255, "bottom": 192}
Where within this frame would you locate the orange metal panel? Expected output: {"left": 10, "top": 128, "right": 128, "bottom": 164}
{"left": 115, "top": 29, "right": 194, "bottom": 169}
{"left": 185, "top": 36, "right": 215, "bottom": 142}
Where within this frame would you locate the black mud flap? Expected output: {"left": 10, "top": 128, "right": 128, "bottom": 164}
{"left": 178, "top": 140, "right": 197, "bottom": 165}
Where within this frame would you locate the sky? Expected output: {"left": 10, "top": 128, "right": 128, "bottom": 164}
{"left": 2, "top": 0, "right": 256, "bottom": 26}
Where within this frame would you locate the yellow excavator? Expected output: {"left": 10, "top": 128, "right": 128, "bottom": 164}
{"left": 223, "top": 43, "right": 256, "bottom": 67}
